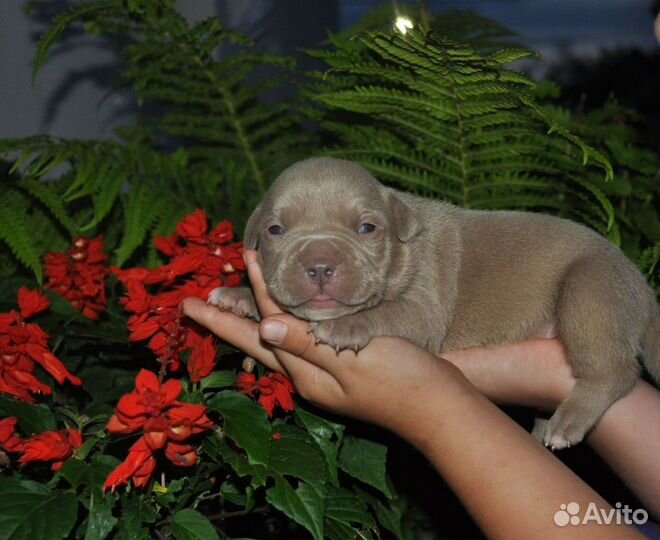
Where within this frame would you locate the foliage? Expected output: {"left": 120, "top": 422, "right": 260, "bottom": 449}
{"left": 307, "top": 28, "right": 617, "bottom": 239}
{"left": 0, "top": 2, "right": 658, "bottom": 540}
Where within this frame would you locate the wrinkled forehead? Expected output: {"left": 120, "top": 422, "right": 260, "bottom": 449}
{"left": 267, "top": 159, "right": 385, "bottom": 225}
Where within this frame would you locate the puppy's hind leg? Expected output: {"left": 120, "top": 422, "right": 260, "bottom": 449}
{"left": 541, "top": 257, "right": 641, "bottom": 450}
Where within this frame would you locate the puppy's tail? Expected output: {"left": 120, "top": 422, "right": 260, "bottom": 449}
{"left": 642, "top": 309, "right": 660, "bottom": 385}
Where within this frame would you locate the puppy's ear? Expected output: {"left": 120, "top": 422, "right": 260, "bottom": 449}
{"left": 243, "top": 203, "right": 264, "bottom": 249}
{"left": 390, "top": 194, "right": 421, "bottom": 242}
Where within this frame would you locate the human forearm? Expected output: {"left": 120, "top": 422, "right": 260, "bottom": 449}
{"left": 443, "top": 340, "right": 660, "bottom": 520}
{"left": 585, "top": 380, "right": 660, "bottom": 519}
{"left": 401, "top": 368, "right": 643, "bottom": 540}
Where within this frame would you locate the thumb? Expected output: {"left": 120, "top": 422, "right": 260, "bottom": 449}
{"left": 259, "top": 315, "right": 316, "bottom": 360}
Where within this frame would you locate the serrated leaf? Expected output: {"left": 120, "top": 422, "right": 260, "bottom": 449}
{"left": 269, "top": 424, "right": 327, "bottom": 486}
{"left": 338, "top": 436, "right": 393, "bottom": 499}
{"left": 0, "top": 478, "right": 77, "bottom": 540}
{"left": 33, "top": 0, "right": 114, "bottom": 81}
{"left": 115, "top": 183, "right": 165, "bottom": 266}
{"left": 58, "top": 454, "right": 120, "bottom": 494}
{"left": 324, "top": 486, "right": 376, "bottom": 540}
{"left": 114, "top": 493, "right": 157, "bottom": 540}
{"left": 170, "top": 509, "right": 219, "bottom": 540}
{"left": 202, "top": 436, "right": 268, "bottom": 487}
{"left": 0, "top": 395, "right": 57, "bottom": 433}
{"left": 19, "top": 178, "right": 78, "bottom": 235}
{"left": 0, "top": 191, "right": 43, "bottom": 283}
{"left": 84, "top": 491, "right": 117, "bottom": 540}
{"left": 266, "top": 478, "right": 325, "bottom": 540}
{"left": 208, "top": 390, "right": 271, "bottom": 465}
{"left": 200, "top": 370, "right": 235, "bottom": 390}
{"left": 295, "top": 407, "right": 344, "bottom": 485}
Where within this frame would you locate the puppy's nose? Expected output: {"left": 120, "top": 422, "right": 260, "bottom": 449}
{"left": 305, "top": 261, "right": 335, "bottom": 284}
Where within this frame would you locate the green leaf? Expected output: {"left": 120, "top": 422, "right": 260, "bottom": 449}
{"left": 295, "top": 407, "right": 344, "bottom": 485}
{"left": 0, "top": 190, "right": 43, "bottom": 283}
{"left": 356, "top": 488, "right": 406, "bottom": 540}
{"left": 114, "top": 493, "right": 157, "bottom": 540}
{"left": 202, "top": 436, "right": 268, "bottom": 488}
{"left": 208, "top": 390, "right": 271, "bottom": 465}
{"left": 115, "top": 183, "right": 165, "bottom": 266}
{"left": 58, "top": 454, "right": 120, "bottom": 494}
{"left": 170, "top": 509, "right": 220, "bottom": 540}
{"left": 0, "top": 478, "right": 78, "bottom": 540}
{"left": 269, "top": 423, "right": 328, "bottom": 486}
{"left": 266, "top": 478, "right": 325, "bottom": 540}
{"left": 0, "top": 395, "right": 57, "bottom": 434}
{"left": 324, "top": 486, "right": 376, "bottom": 540}
{"left": 338, "top": 436, "right": 393, "bottom": 499}
{"left": 84, "top": 491, "right": 117, "bottom": 540}
{"left": 200, "top": 370, "right": 236, "bottom": 390}
{"left": 19, "top": 178, "right": 78, "bottom": 235}
{"left": 32, "top": 0, "right": 114, "bottom": 81}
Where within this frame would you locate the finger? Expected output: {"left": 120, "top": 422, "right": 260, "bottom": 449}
{"left": 182, "top": 297, "right": 285, "bottom": 373}
{"left": 259, "top": 314, "right": 355, "bottom": 373}
{"left": 259, "top": 315, "right": 345, "bottom": 397}
{"left": 243, "top": 250, "right": 282, "bottom": 317}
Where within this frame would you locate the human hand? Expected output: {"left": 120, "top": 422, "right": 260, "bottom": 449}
{"left": 182, "top": 250, "right": 471, "bottom": 442}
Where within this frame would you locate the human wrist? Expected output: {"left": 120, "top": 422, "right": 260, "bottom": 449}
{"left": 388, "top": 361, "right": 478, "bottom": 451}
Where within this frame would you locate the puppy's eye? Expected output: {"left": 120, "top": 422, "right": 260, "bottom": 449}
{"left": 267, "top": 225, "right": 286, "bottom": 236}
{"left": 358, "top": 223, "right": 377, "bottom": 234}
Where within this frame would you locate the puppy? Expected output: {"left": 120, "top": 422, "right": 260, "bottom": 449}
{"left": 209, "top": 157, "right": 660, "bottom": 450}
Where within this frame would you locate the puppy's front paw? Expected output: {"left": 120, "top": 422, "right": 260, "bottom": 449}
{"left": 308, "top": 316, "right": 373, "bottom": 353}
{"left": 207, "top": 287, "right": 259, "bottom": 319}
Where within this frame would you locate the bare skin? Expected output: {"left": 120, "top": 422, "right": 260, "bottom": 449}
{"left": 183, "top": 250, "right": 657, "bottom": 539}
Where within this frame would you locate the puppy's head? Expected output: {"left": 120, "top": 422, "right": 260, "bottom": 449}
{"left": 244, "top": 157, "right": 421, "bottom": 321}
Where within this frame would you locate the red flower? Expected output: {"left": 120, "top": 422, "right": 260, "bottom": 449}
{"left": 17, "top": 288, "right": 50, "bottom": 318}
{"left": 164, "top": 442, "right": 196, "bottom": 467}
{"left": 113, "top": 211, "right": 245, "bottom": 371}
{"left": 236, "top": 372, "right": 257, "bottom": 395}
{"left": 236, "top": 371, "right": 295, "bottom": 417}
{"left": 176, "top": 209, "right": 208, "bottom": 243}
{"left": 0, "top": 417, "right": 24, "bottom": 453}
{"left": 18, "top": 428, "right": 82, "bottom": 471}
{"left": 104, "top": 436, "right": 155, "bottom": 492}
{"left": 105, "top": 370, "right": 214, "bottom": 491}
{"left": 0, "top": 289, "right": 82, "bottom": 402}
{"left": 165, "top": 402, "right": 214, "bottom": 441}
{"left": 44, "top": 236, "right": 109, "bottom": 320}
{"left": 107, "top": 370, "right": 181, "bottom": 434}
{"left": 187, "top": 335, "right": 217, "bottom": 383}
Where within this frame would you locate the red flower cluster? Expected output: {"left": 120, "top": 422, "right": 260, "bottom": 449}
{"left": 113, "top": 210, "right": 243, "bottom": 378}
{"left": 44, "top": 236, "right": 109, "bottom": 320}
{"left": 104, "top": 369, "right": 213, "bottom": 491}
{"left": 0, "top": 288, "right": 82, "bottom": 402}
{"left": 236, "top": 371, "right": 295, "bottom": 417}
{"left": 0, "top": 417, "right": 82, "bottom": 471}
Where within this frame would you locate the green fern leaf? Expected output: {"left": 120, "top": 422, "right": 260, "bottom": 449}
{"left": 18, "top": 178, "right": 78, "bottom": 235}
{"left": 115, "top": 183, "right": 166, "bottom": 266}
{"left": 0, "top": 190, "right": 43, "bottom": 283}
{"left": 32, "top": 0, "right": 116, "bottom": 81}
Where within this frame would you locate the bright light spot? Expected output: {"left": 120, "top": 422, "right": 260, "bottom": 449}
{"left": 394, "top": 16, "right": 413, "bottom": 35}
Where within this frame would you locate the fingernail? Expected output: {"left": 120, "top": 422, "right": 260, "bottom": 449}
{"left": 261, "top": 320, "right": 287, "bottom": 344}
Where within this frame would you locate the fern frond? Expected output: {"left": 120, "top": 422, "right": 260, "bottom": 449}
{"left": 17, "top": 178, "right": 78, "bottom": 235}
{"left": 32, "top": 0, "right": 116, "bottom": 81}
{"left": 115, "top": 183, "right": 165, "bottom": 266}
{"left": 0, "top": 190, "right": 43, "bottom": 283}
{"left": 307, "top": 28, "right": 615, "bottom": 233}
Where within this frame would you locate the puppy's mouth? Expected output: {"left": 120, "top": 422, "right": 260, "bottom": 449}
{"left": 304, "top": 294, "right": 342, "bottom": 310}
